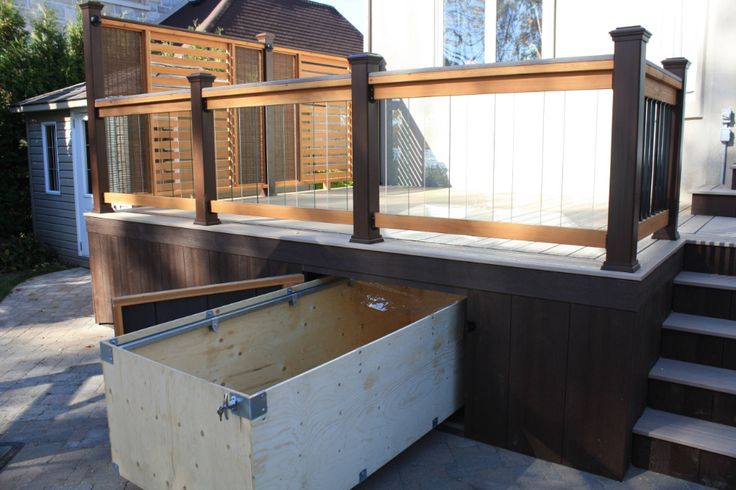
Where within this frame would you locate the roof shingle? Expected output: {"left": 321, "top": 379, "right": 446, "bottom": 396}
{"left": 161, "top": 0, "right": 363, "bottom": 57}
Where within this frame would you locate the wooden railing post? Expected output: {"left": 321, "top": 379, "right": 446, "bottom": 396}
{"left": 257, "top": 32, "right": 276, "bottom": 196}
{"left": 349, "top": 53, "right": 385, "bottom": 244}
{"left": 653, "top": 57, "right": 690, "bottom": 241}
{"left": 188, "top": 73, "right": 220, "bottom": 226}
{"left": 80, "top": 2, "right": 112, "bottom": 213}
{"left": 602, "top": 26, "right": 651, "bottom": 273}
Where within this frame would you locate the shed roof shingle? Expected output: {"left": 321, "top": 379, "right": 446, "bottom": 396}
{"left": 161, "top": 0, "right": 363, "bottom": 58}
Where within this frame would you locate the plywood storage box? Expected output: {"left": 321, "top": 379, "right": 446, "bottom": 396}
{"left": 100, "top": 278, "right": 465, "bottom": 489}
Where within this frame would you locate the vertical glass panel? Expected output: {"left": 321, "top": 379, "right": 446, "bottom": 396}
{"left": 380, "top": 90, "right": 613, "bottom": 230}
{"left": 496, "top": 0, "right": 542, "bottom": 62}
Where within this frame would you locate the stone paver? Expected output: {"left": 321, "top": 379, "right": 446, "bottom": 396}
{"left": 0, "top": 268, "right": 712, "bottom": 489}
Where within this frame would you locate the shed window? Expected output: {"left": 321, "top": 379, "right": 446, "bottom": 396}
{"left": 42, "top": 122, "right": 60, "bottom": 194}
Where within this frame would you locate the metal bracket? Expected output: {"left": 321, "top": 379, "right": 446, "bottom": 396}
{"left": 234, "top": 392, "right": 267, "bottom": 419}
{"left": 218, "top": 392, "right": 267, "bottom": 421}
{"left": 100, "top": 341, "right": 114, "bottom": 364}
{"left": 206, "top": 310, "right": 219, "bottom": 332}
{"left": 432, "top": 417, "right": 439, "bottom": 429}
{"left": 369, "top": 85, "right": 375, "bottom": 103}
{"left": 287, "top": 288, "right": 296, "bottom": 306}
{"left": 359, "top": 469, "right": 368, "bottom": 483}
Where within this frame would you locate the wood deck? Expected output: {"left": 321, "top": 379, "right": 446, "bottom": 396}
{"left": 85, "top": 202, "right": 736, "bottom": 482}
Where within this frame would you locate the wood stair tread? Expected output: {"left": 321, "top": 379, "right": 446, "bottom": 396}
{"left": 634, "top": 408, "right": 736, "bottom": 459}
{"left": 650, "top": 358, "right": 736, "bottom": 395}
{"left": 675, "top": 271, "right": 736, "bottom": 291}
{"left": 663, "top": 312, "right": 736, "bottom": 340}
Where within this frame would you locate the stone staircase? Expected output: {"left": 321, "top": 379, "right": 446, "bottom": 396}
{"left": 632, "top": 270, "right": 736, "bottom": 488}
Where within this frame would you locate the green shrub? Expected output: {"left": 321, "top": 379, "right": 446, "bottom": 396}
{"left": 0, "top": 2, "right": 84, "bottom": 267}
{"left": 0, "top": 233, "right": 57, "bottom": 273}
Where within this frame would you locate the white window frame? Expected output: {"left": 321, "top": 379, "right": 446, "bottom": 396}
{"left": 41, "top": 121, "right": 61, "bottom": 195}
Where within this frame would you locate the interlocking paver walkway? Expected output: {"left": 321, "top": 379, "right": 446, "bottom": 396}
{"left": 0, "top": 268, "right": 711, "bottom": 489}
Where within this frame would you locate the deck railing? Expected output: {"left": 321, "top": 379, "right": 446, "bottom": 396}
{"left": 82, "top": 2, "right": 687, "bottom": 272}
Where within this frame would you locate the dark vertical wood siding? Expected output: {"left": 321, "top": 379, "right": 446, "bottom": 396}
{"left": 86, "top": 214, "right": 684, "bottom": 480}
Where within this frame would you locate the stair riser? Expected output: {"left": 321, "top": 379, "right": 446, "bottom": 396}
{"left": 632, "top": 434, "right": 736, "bottom": 489}
{"left": 648, "top": 379, "right": 736, "bottom": 428}
{"left": 661, "top": 329, "right": 736, "bottom": 370}
{"left": 685, "top": 244, "right": 736, "bottom": 276}
{"left": 672, "top": 284, "right": 735, "bottom": 319}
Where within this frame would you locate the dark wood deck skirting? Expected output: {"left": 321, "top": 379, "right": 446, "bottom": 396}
{"left": 86, "top": 211, "right": 684, "bottom": 480}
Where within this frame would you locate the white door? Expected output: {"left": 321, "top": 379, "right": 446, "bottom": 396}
{"left": 72, "top": 112, "right": 93, "bottom": 257}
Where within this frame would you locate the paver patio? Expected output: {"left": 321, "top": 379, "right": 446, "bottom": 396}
{"left": 0, "top": 268, "right": 710, "bottom": 489}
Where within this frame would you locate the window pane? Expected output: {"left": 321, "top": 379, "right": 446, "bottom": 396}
{"left": 444, "top": 0, "right": 485, "bottom": 66}
{"left": 84, "top": 122, "right": 92, "bottom": 195}
{"left": 496, "top": 0, "right": 542, "bottom": 62}
{"left": 45, "top": 125, "right": 59, "bottom": 192}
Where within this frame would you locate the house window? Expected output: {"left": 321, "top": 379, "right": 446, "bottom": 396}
{"left": 84, "top": 121, "right": 92, "bottom": 195}
{"left": 443, "top": 0, "right": 486, "bottom": 66}
{"left": 496, "top": 0, "right": 542, "bottom": 62}
{"left": 42, "top": 122, "right": 60, "bottom": 194}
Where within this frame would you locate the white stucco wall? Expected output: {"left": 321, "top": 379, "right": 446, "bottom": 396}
{"left": 554, "top": 0, "right": 733, "bottom": 195}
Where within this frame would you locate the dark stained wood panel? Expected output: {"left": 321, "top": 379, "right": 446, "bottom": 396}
{"left": 507, "top": 297, "right": 570, "bottom": 463}
{"left": 684, "top": 244, "right": 736, "bottom": 276}
{"left": 673, "top": 285, "right": 731, "bottom": 319}
{"left": 464, "top": 291, "right": 511, "bottom": 447}
{"left": 563, "top": 304, "right": 637, "bottom": 480}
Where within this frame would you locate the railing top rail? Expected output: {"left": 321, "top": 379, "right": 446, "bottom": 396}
{"left": 202, "top": 74, "right": 350, "bottom": 98}
{"left": 202, "top": 74, "right": 351, "bottom": 109}
{"left": 369, "top": 54, "right": 615, "bottom": 85}
{"left": 100, "top": 16, "right": 350, "bottom": 64}
{"left": 96, "top": 89, "right": 190, "bottom": 108}
{"left": 645, "top": 61, "right": 683, "bottom": 89}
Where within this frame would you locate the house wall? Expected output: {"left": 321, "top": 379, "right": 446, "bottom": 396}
{"left": 554, "top": 0, "right": 735, "bottom": 195}
{"left": 26, "top": 111, "right": 86, "bottom": 266}
{"left": 13, "top": 0, "right": 185, "bottom": 28}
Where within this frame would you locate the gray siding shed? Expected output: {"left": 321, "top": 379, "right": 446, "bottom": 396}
{"left": 26, "top": 112, "right": 86, "bottom": 266}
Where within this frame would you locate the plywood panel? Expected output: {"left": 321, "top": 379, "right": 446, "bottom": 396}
{"left": 250, "top": 297, "right": 464, "bottom": 488}
{"left": 104, "top": 349, "right": 254, "bottom": 489}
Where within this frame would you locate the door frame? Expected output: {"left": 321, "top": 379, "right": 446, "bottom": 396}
{"left": 71, "top": 110, "right": 92, "bottom": 258}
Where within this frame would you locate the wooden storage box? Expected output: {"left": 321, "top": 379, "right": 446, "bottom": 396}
{"left": 100, "top": 278, "right": 465, "bottom": 489}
